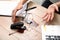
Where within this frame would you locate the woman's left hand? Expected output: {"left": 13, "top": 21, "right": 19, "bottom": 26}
{"left": 42, "top": 4, "right": 59, "bottom": 23}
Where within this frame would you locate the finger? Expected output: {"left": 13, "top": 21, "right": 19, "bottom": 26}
{"left": 12, "top": 10, "right": 17, "bottom": 14}
{"left": 43, "top": 14, "right": 49, "bottom": 21}
{"left": 12, "top": 16, "right": 15, "bottom": 22}
{"left": 42, "top": 12, "right": 48, "bottom": 18}
{"left": 51, "top": 11, "right": 54, "bottom": 20}
{"left": 46, "top": 13, "right": 51, "bottom": 22}
{"left": 55, "top": 5, "right": 59, "bottom": 12}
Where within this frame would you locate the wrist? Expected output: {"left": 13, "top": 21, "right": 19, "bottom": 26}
{"left": 16, "top": 4, "right": 23, "bottom": 10}
{"left": 48, "top": 4, "right": 59, "bottom": 12}
{"left": 50, "top": 4, "right": 58, "bottom": 8}
{"left": 54, "top": 2, "right": 60, "bottom": 7}
{"left": 51, "top": 4, "right": 58, "bottom": 7}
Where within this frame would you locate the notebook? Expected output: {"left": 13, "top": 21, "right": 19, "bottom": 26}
{"left": 41, "top": 25, "right": 60, "bottom": 40}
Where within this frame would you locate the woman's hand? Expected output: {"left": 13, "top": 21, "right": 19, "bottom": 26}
{"left": 42, "top": 4, "right": 59, "bottom": 23}
{"left": 12, "top": 9, "right": 17, "bottom": 23}
{"left": 12, "top": 4, "right": 23, "bottom": 23}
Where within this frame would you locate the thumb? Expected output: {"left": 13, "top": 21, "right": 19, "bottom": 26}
{"left": 55, "top": 4, "right": 59, "bottom": 12}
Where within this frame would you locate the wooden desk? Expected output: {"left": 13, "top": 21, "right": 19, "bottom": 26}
{"left": 0, "top": 1, "right": 60, "bottom": 40}
{"left": 0, "top": 17, "right": 41, "bottom": 40}
{"left": 0, "top": 2, "right": 42, "bottom": 40}
{"left": 28, "top": 1, "right": 60, "bottom": 25}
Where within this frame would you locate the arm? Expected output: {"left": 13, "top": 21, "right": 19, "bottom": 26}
{"left": 15, "top": 0, "right": 28, "bottom": 10}
{"left": 42, "top": 2, "right": 60, "bottom": 23}
{"left": 12, "top": 0, "right": 28, "bottom": 23}
{"left": 55, "top": 2, "right": 60, "bottom": 7}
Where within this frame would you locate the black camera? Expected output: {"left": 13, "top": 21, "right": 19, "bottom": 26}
{"left": 10, "top": 22, "right": 26, "bottom": 30}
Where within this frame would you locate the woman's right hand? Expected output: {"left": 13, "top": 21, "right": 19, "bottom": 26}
{"left": 12, "top": 4, "right": 23, "bottom": 23}
{"left": 12, "top": 9, "right": 17, "bottom": 23}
